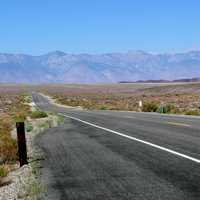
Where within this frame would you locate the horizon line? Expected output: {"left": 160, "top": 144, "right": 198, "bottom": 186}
{"left": 1, "top": 49, "right": 200, "bottom": 57}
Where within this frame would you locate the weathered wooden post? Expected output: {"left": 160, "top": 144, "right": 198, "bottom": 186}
{"left": 16, "top": 122, "right": 28, "bottom": 166}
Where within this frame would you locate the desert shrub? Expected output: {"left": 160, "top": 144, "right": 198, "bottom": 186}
{"left": 14, "top": 112, "right": 27, "bottom": 122}
{"left": 157, "top": 106, "right": 165, "bottom": 113}
{"left": 30, "top": 110, "right": 48, "bottom": 119}
{"left": 0, "top": 134, "right": 18, "bottom": 163}
{"left": 0, "top": 120, "right": 12, "bottom": 135}
{"left": 157, "top": 104, "right": 175, "bottom": 114}
{"left": 0, "top": 115, "right": 18, "bottom": 163}
{"left": 26, "top": 122, "right": 33, "bottom": 132}
{"left": 0, "top": 90, "right": 31, "bottom": 166}
{"left": 142, "top": 102, "right": 158, "bottom": 112}
{"left": 185, "top": 110, "right": 200, "bottom": 116}
{"left": 100, "top": 106, "right": 107, "bottom": 110}
{"left": 0, "top": 165, "right": 9, "bottom": 177}
{"left": 24, "top": 95, "right": 32, "bottom": 103}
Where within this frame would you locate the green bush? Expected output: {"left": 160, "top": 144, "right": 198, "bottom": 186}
{"left": 26, "top": 122, "right": 33, "bottom": 132}
{"left": 157, "top": 104, "right": 174, "bottom": 114}
{"left": 185, "top": 110, "right": 200, "bottom": 116}
{"left": 0, "top": 165, "right": 8, "bottom": 177}
{"left": 100, "top": 106, "right": 107, "bottom": 110}
{"left": 24, "top": 95, "right": 32, "bottom": 103}
{"left": 142, "top": 102, "right": 158, "bottom": 112}
{"left": 30, "top": 110, "right": 48, "bottom": 119}
{"left": 157, "top": 106, "right": 166, "bottom": 113}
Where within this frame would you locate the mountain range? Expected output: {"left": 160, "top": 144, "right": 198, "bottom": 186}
{"left": 0, "top": 50, "right": 200, "bottom": 83}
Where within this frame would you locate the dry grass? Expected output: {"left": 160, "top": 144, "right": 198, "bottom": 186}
{"left": 0, "top": 115, "right": 17, "bottom": 164}
{"left": 37, "top": 83, "right": 200, "bottom": 115}
{"left": 0, "top": 83, "right": 199, "bottom": 167}
{"left": 0, "top": 85, "right": 30, "bottom": 166}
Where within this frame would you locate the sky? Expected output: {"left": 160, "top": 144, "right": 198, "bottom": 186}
{"left": 0, "top": 0, "right": 200, "bottom": 55}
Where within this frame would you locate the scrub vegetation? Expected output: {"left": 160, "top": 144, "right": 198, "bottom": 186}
{"left": 0, "top": 86, "right": 30, "bottom": 166}
{"left": 0, "top": 85, "right": 48, "bottom": 180}
{"left": 0, "top": 165, "right": 8, "bottom": 178}
{"left": 30, "top": 109, "right": 48, "bottom": 119}
{"left": 0, "top": 83, "right": 200, "bottom": 171}
{"left": 37, "top": 83, "right": 200, "bottom": 116}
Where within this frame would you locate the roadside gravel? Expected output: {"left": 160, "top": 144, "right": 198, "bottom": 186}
{"left": 0, "top": 101, "right": 63, "bottom": 200}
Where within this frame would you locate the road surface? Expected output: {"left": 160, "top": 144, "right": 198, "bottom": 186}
{"left": 32, "top": 93, "right": 200, "bottom": 200}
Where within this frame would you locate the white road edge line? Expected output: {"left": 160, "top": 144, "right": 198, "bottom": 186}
{"left": 59, "top": 113, "right": 200, "bottom": 164}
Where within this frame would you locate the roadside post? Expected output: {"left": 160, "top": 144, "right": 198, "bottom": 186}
{"left": 16, "top": 122, "right": 28, "bottom": 166}
{"left": 139, "top": 100, "right": 143, "bottom": 112}
{"left": 160, "top": 101, "right": 164, "bottom": 113}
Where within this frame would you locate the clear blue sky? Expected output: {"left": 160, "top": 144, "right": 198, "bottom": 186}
{"left": 1, "top": 0, "right": 200, "bottom": 55}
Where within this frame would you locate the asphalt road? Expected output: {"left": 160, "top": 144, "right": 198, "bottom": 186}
{"left": 32, "top": 93, "right": 200, "bottom": 200}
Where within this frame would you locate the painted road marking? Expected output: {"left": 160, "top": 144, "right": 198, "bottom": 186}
{"left": 166, "top": 122, "right": 191, "bottom": 127}
{"left": 59, "top": 113, "right": 200, "bottom": 164}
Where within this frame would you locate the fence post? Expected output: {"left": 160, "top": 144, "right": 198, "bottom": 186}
{"left": 16, "top": 122, "right": 28, "bottom": 166}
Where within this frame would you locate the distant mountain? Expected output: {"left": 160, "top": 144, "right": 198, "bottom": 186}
{"left": 0, "top": 50, "right": 200, "bottom": 83}
{"left": 173, "top": 77, "right": 200, "bottom": 82}
{"left": 120, "top": 77, "right": 200, "bottom": 83}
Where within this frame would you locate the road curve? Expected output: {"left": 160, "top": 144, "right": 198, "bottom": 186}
{"left": 33, "top": 93, "right": 200, "bottom": 200}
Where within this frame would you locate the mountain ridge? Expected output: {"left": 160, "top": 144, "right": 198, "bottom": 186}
{"left": 0, "top": 50, "right": 200, "bottom": 83}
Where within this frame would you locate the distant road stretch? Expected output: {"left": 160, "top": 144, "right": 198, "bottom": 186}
{"left": 33, "top": 93, "right": 200, "bottom": 200}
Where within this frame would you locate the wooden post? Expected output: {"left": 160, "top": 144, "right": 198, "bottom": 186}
{"left": 16, "top": 122, "right": 28, "bottom": 166}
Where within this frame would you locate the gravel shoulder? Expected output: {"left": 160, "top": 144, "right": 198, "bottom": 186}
{"left": 37, "top": 92, "right": 83, "bottom": 110}
{"left": 0, "top": 100, "right": 64, "bottom": 200}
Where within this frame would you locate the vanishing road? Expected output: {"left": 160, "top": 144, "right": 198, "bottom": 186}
{"left": 32, "top": 93, "right": 200, "bottom": 200}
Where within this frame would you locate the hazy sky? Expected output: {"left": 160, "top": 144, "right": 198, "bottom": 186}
{"left": 1, "top": 0, "right": 200, "bottom": 55}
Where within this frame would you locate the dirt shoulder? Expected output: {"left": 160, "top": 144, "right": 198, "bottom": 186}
{"left": 38, "top": 92, "right": 83, "bottom": 110}
{"left": 0, "top": 95, "right": 64, "bottom": 200}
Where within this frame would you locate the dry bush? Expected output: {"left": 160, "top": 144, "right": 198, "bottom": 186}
{"left": 0, "top": 86, "right": 31, "bottom": 166}
{"left": 37, "top": 83, "right": 200, "bottom": 115}
{"left": 30, "top": 110, "right": 48, "bottom": 119}
{"left": 0, "top": 115, "right": 18, "bottom": 163}
{"left": 0, "top": 134, "right": 18, "bottom": 163}
{"left": 185, "top": 110, "right": 200, "bottom": 116}
{"left": 0, "top": 165, "right": 9, "bottom": 177}
{"left": 142, "top": 102, "right": 159, "bottom": 112}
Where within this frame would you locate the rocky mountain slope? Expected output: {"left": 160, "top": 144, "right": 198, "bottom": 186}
{"left": 0, "top": 50, "right": 200, "bottom": 83}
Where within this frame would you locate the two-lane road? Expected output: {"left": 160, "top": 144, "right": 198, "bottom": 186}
{"left": 33, "top": 93, "right": 200, "bottom": 200}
